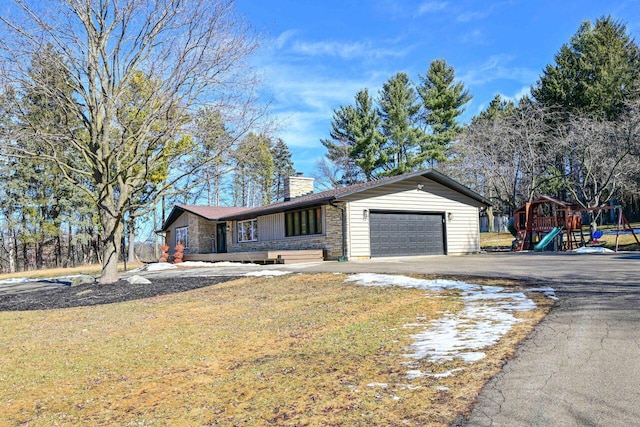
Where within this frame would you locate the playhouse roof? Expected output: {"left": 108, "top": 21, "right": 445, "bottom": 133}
{"left": 513, "top": 196, "right": 573, "bottom": 214}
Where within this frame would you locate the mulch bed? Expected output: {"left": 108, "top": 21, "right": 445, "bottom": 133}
{"left": 0, "top": 276, "right": 242, "bottom": 312}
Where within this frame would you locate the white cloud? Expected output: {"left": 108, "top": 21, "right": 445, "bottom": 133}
{"left": 290, "top": 39, "right": 411, "bottom": 61}
{"left": 456, "top": 10, "right": 489, "bottom": 23}
{"left": 416, "top": 1, "right": 449, "bottom": 15}
{"left": 458, "top": 28, "right": 487, "bottom": 45}
{"left": 272, "top": 29, "right": 298, "bottom": 50}
{"left": 459, "top": 54, "right": 539, "bottom": 86}
{"left": 498, "top": 86, "right": 532, "bottom": 104}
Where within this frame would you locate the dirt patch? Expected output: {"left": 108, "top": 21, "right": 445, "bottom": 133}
{"left": 0, "top": 276, "right": 242, "bottom": 311}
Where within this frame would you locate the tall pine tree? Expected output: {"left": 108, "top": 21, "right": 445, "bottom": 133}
{"left": 321, "top": 89, "right": 383, "bottom": 184}
{"left": 417, "top": 59, "right": 472, "bottom": 164}
{"left": 532, "top": 16, "right": 640, "bottom": 120}
{"left": 377, "top": 72, "right": 425, "bottom": 176}
{"left": 270, "top": 138, "right": 295, "bottom": 201}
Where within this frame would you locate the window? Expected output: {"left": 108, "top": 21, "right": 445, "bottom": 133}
{"left": 175, "top": 226, "right": 189, "bottom": 248}
{"left": 285, "top": 207, "right": 323, "bottom": 237}
{"left": 238, "top": 219, "right": 258, "bottom": 242}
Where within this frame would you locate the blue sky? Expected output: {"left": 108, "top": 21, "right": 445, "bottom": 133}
{"left": 235, "top": 0, "right": 640, "bottom": 176}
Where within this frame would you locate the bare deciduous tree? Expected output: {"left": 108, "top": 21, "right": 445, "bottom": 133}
{"left": 559, "top": 109, "right": 640, "bottom": 210}
{"left": 456, "top": 104, "right": 557, "bottom": 214}
{"left": 0, "top": 0, "right": 261, "bottom": 283}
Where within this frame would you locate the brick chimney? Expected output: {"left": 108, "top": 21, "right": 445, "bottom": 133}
{"left": 284, "top": 172, "right": 314, "bottom": 201}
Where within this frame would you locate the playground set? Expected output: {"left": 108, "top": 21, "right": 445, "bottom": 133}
{"left": 510, "top": 196, "right": 640, "bottom": 252}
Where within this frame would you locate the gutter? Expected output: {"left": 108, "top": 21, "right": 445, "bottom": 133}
{"left": 329, "top": 201, "right": 348, "bottom": 262}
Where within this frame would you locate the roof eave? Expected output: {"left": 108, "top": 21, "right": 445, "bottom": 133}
{"left": 220, "top": 196, "right": 337, "bottom": 221}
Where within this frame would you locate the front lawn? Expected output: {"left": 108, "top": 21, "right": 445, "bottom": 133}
{"left": 0, "top": 273, "right": 553, "bottom": 426}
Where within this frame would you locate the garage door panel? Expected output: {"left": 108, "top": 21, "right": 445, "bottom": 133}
{"left": 370, "top": 212, "right": 444, "bottom": 257}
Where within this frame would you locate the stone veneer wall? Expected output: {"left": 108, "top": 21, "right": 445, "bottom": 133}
{"left": 189, "top": 214, "right": 216, "bottom": 254}
{"left": 226, "top": 204, "right": 344, "bottom": 260}
{"left": 284, "top": 176, "right": 315, "bottom": 199}
{"left": 173, "top": 213, "right": 217, "bottom": 255}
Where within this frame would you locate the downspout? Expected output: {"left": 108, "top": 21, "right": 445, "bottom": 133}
{"left": 329, "top": 201, "right": 348, "bottom": 262}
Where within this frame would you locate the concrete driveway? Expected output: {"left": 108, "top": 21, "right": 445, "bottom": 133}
{"left": 286, "top": 252, "right": 640, "bottom": 426}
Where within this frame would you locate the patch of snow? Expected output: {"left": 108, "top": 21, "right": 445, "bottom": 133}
{"left": 143, "top": 262, "right": 178, "bottom": 271}
{"left": 458, "top": 352, "right": 487, "bottom": 363}
{"left": 603, "top": 228, "right": 640, "bottom": 236}
{"left": 0, "top": 277, "right": 34, "bottom": 285}
{"left": 406, "top": 370, "right": 424, "bottom": 380}
{"left": 573, "top": 247, "right": 615, "bottom": 254}
{"left": 345, "top": 273, "right": 554, "bottom": 370}
{"left": 367, "top": 382, "right": 388, "bottom": 388}
{"left": 396, "top": 383, "right": 422, "bottom": 390}
{"left": 210, "top": 261, "right": 259, "bottom": 267}
{"left": 426, "top": 368, "right": 464, "bottom": 378}
{"left": 436, "top": 386, "right": 450, "bottom": 391}
{"left": 244, "top": 270, "right": 291, "bottom": 277}
{"left": 179, "top": 261, "right": 219, "bottom": 267}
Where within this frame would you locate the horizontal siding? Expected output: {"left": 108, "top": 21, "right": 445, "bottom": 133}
{"left": 344, "top": 177, "right": 480, "bottom": 257}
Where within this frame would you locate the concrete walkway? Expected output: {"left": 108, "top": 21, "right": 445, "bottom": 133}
{"left": 286, "top": 252, "right": 640, "bottom": 426}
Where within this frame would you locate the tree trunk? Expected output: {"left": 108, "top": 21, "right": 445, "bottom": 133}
{"left": 22, "top": 242, "right": 28, "bottom": 271}
{"left": 35, "top": 241, "right": 43, "bottom": 269}
{"left": 98, "top": 211, "right": 122, "bottom": 284}
{"left": 128, "top": 216, "right": 136, "bottom": 262}
{"left": 67, "top": 223, "right": 74, "bottom": 267}
{"left": 8, "top": 230, "right": 16, "bottom": 274}
{"left": 487, "top": 206, "right": 495, "bottom": 233}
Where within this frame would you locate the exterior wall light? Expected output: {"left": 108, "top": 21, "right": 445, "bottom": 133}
{"left": 363, "top": 209, "right": 369, "bottom": 220}
{"left": 417, "top": 183, "right": 424, "bottom": 191}
{"left": 447, "top": 212, "right": 453, "bottom": 222}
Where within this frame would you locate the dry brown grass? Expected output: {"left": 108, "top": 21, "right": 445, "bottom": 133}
{"left": 0, "top": 262, "right": 144, "bottom": 281}
{"left": 480, "top": 232, "right": 514, "bottom": 248}
{"left": 481, "top": 228, "right": 640, "bottom": 251}
{"left": 0, "top": 274, "right": 553, "bottom": 426}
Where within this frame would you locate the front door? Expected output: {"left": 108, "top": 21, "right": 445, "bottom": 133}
{"left": 216, "top": 223, "right": 227, "bottom": 253}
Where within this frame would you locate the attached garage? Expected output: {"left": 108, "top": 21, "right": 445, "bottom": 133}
{"left": 369, "top": 212, "right": 445, "bottom": 257}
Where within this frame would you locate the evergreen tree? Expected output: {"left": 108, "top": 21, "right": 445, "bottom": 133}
{"left": 417, "top": 59, "right": 472, "bottom": 164}
{"left": 321, "top": 89, "right": 383, "bottom": 184}
{"left": 189, "top": 107, "right": 235, "bottom": 206}
{"left": 471, "top": 94, "right": 516, "bottom": 126}
{"left": 233, "top": 133, "right": 275, "bottom": 206}
{"left": 378, "top": 72, "right": 425, "bottom": 175}
{"left": 351, "top": 89, "right": 385, "bottom": 180}
{"left": 270, "top": 139, "right": 295, "bottom": 201}
{"left": 532, "top": 16, "right": 640, "bottom": 120}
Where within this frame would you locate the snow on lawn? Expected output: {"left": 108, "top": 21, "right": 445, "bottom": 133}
{"left": 143, "top": 262, "right": 178, "bottom": 271}
{"left": 180, "top": 261, "right": 259, "bottom": 267}
{"left": 345, "top": 274, "right": 555, "bottom": 371}
{"left": 573, "top": 247, "right": 615, "bottom": 254}
{"left": 208, "top": 261, "right": 258, "bottom": 267}
{"left": 244, "top": 270, "right": 292, "bottom": 277}
{"left": 0, "top": 277, "right": 34, "bottom": 285}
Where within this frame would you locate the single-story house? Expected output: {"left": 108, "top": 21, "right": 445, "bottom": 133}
{"left": 159, "top": 169, "right": 490, "bottom": 262}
